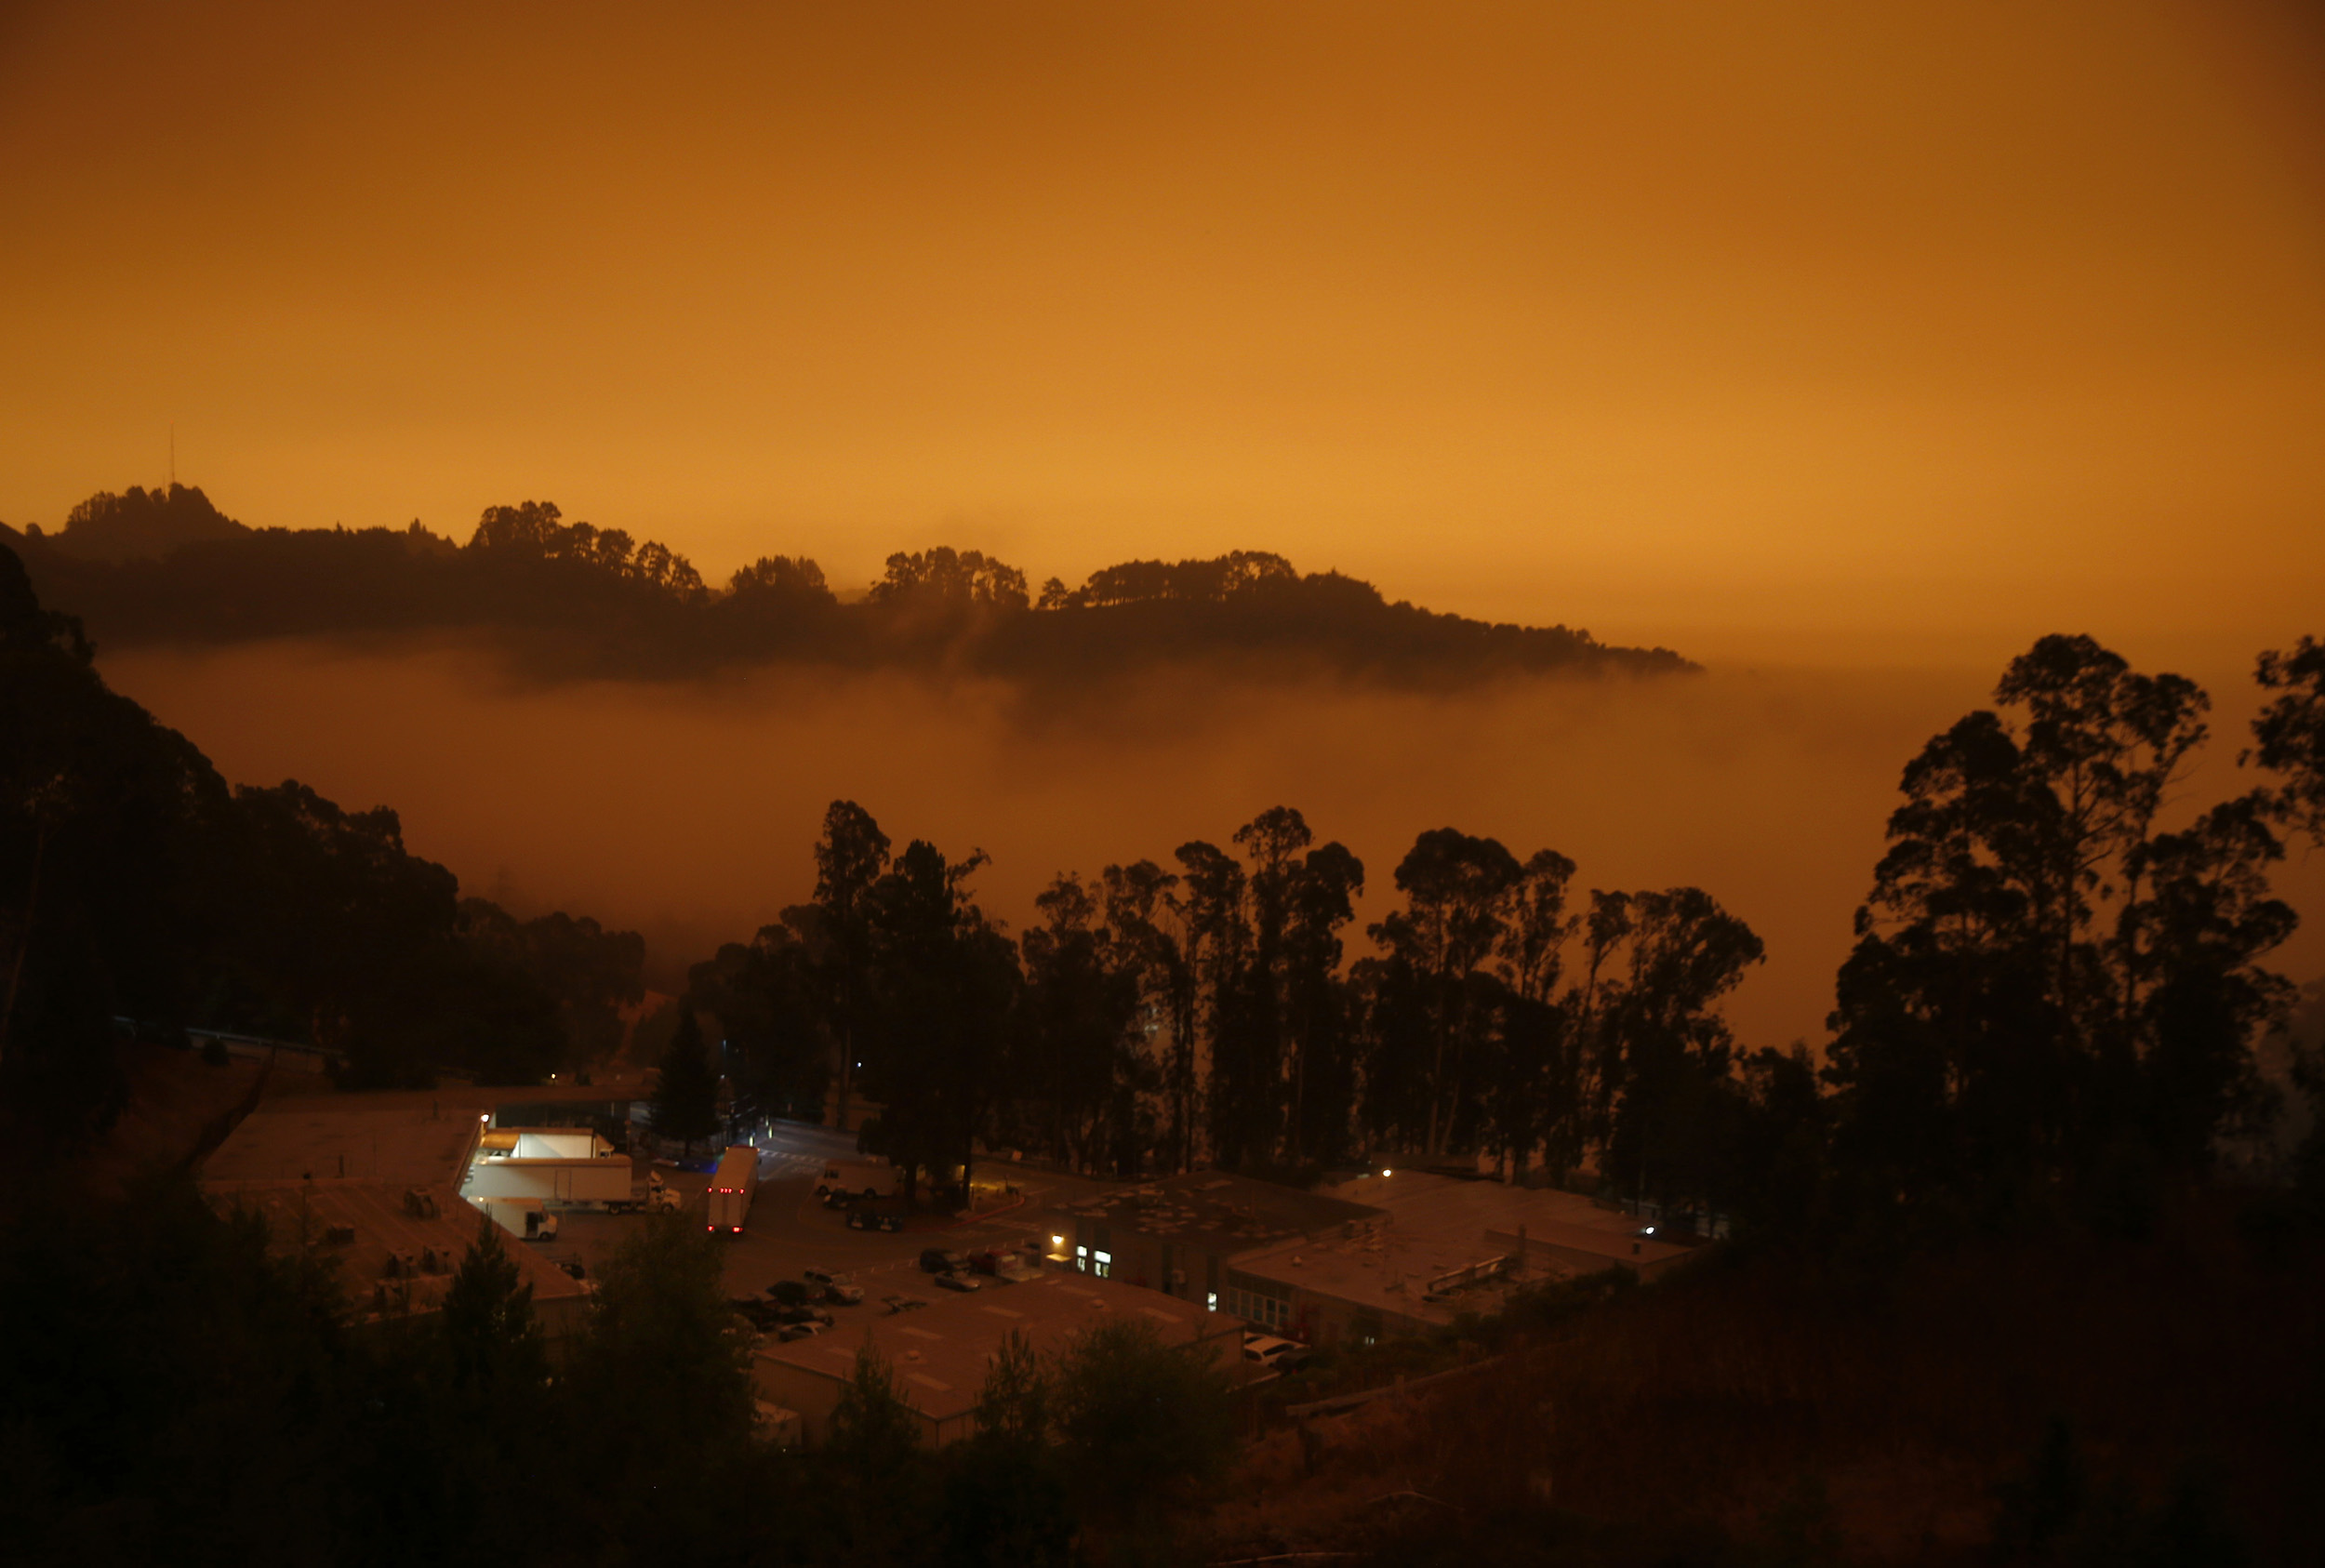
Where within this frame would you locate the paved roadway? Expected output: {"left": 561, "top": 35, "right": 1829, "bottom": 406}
{"left": 534, "top": 1120, "right": 1118, "bottom": 1307}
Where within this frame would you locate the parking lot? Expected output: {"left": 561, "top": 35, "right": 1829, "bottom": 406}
{"left": 526, "top": 1120, "right": 1118, "bottom": 1310}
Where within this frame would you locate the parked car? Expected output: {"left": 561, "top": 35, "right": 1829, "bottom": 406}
{"left": 729, "top": 1296, "right": 782, "bottom": 1329}
{"left": 966, "top": 1249, "right": 1001, "bottom": 1275}
{"left": 932, "top": 1270, "right": 980, "bottom": 1293}
{"left": 882, "top": 1294, "right": 929, "bottom": 1314}
{"left": 1242, "top": 1333, "right": 1311, "bottom": 1372}
{"left": 777, "top": 1321, "right": 830, "bottom": 1342}
{"left": 804, "top": 1268, "right": 865, "bottom": 1304}
{"left": 847, "top": 1199, "right": 908, "bottom": 1232}
{"left": 768, "top": 1279, "right": 811, "bottom": 1307}
{"left": 918, "top": 1247, "right": 969, "bottom": 1274}
{"left": 777, "top": 1304, "right": 833, "bottom": 1326}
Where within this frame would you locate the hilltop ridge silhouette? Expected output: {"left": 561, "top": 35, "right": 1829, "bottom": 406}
{"left": 5, "top": 490, "right": 1694, "bottom": 685}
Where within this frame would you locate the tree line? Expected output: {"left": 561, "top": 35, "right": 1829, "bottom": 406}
{"left": 687, "top": 631, "right": 2325, "bottom": 1239}
{"left": 0, "top": 542, "right": 645, "bottom": 1150}
{"left": 7, "top": 487, "right": 1690, "bottom": 685}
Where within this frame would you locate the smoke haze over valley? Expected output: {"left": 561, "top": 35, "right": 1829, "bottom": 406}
{"left": 100, "top": 635, "right": 2325, "bottom": 1054}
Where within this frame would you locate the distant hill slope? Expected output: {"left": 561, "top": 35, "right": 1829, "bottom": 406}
{"left": 27, "top": 484, "right": 249, "bottom": 563}
{"left": 3, "top": 493, "right": 1694, "bottom": 685}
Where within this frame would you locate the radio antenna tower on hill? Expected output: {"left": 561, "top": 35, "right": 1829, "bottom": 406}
{"left": 169, "top": 421, "right": 176, "bottom": 488}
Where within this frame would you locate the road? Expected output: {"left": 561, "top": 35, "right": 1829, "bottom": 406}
{"left": 533, "top": 1119, "right": 1123, "bottom": 1307}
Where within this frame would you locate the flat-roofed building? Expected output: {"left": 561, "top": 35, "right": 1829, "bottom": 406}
{"left": 1045, "top": 1170, "right": 1385, "bottom": 1328}
{"left": 1227, "top": 1170, "right": 1700, "bottom": 1345}
{"left": 751, "top": 1272, "right": 1243, "bottom": 1446}
{"left": 201, "top": 1087, "right": 590, "bottom": 1335}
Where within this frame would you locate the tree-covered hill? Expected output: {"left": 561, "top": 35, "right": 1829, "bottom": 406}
{"left": 4, "top": 491, "right": 1693, "bottom": 684}
{"left": 0, "top": 538, "right": 644, "bottom": 1150}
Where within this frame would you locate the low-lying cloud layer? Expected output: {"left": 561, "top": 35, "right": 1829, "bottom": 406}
{"left": 105, "top": 639, "right": 2325, "bottom": 1052}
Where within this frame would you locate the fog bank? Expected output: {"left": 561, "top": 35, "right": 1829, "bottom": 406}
{"left": 103, "top": 641, "right": 2325, "bottom": 1052}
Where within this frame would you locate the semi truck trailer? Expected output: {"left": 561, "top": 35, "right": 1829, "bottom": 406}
{"left": 708, "top": 1146, "right": 760, "bottom": 1235}
{"left": 462, "top": 1155, "right": 637, "bottom": 1208}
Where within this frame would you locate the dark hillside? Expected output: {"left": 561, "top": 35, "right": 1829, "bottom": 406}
{"left": 1212, "top": 1203, "right": 2325, "bottom": 1566}
{"left": 3, "top": 494, "right": 1692, "bottom": 686}
{"left": 0, "top": 538, "right": 645, "bottom": 1161}
{"left": 29, "top": 483, "right": 249, "bottom": 563}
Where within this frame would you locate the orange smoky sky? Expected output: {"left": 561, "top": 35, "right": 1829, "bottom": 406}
{"left": 3, "top": 0, "right": 2323, "bottom": 663}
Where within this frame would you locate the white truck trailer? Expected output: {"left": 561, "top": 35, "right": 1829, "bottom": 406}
{"left": 476, "top": 1197, "right": 561, "bottom": 1242}
{"left": 462, "top": 1156, "right": 636, "bottom": 1209}
{"left": 708, "top": 1146, "right": 760, "bottom": 1235}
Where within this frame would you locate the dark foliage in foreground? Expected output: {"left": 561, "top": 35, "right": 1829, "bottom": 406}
{"left": 0, "top": 1184, "right": 1235, "bottom": 1566}
{"left": 0, "top": 542, "right": 642, "bottom": 1149}
{"left": 5, "top": 487, "right": 1692, "bottom": 686}
{"left": 1218, "top": 1197, "right": 2322, "bottom": 1567}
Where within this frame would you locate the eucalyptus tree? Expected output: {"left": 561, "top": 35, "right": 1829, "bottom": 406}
{"left": 1368, "top": 827, "right": 1521, "bottom": 1155}
{"left": 1016, "top": 873, "right": 1145, "bottom": 1171}
{"left": 1099, "top": 858, "right": 1195, "bottom": 1170}
{"left": 1825, "top": 635, "right": 2296, "bottom": 1224}
{"left": 1595, "top": 887, "right": 1765, "bottom": 1213}
{"left": 686, "top": 905, "right": 831, "bottom": 1125}
{"left": 812, "top": 799, "right": 891, "bottom": 1127}
{"left": 2251, "top": 635, "right": 2325, "bottom": 847}
{"left": 854, "top": 839, "right": 1018, "bottom": 1202}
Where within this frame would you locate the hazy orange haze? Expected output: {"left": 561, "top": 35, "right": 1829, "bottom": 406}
{"left": 2, "top": 0, "right": 2321, "bottom": 661}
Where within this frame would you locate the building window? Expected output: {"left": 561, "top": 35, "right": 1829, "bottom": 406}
{"left": 1093, "top": 1249, "right": 1112, "bottom": 1280}
{"left": 1075, "top": 1244, "right": 1089, "bottom": 1273}
{"left": 1206, "top": 1291, "right": 1218, "bottom": 1311}
{"left": 1220, "top": 1288, "right": 1288, "bottom": 1329}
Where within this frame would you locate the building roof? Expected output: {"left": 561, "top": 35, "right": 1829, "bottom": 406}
{"left": 199, "top": 1085, "right": 590, "bottom": 1323}
{"left": 1047, "top": 1170, "right": 1383, "bottom": 1258}
{"left": 1319, "top": 1169, "right": 1690, "bottom": 1264}
{"left": 204, "top": 1093, "right": 489, "bottom": 1189}
{"left": 754, "top": 1271, "right": 1240, "bottom": 1427}
{"left": 1228, "top": 1171, "right": 1694, "bottom": 1327}
{"left": 215, "top": 1179, "right": 587, "bottom": 1322}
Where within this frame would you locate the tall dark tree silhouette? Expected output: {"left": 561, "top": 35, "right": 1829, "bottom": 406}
{"left": 813, "top": 799, "right": 891, "bottom": 1129}
{"left": 1826, "top": 635, "right": 2294, "bottom": 1228}
{"left": 1598, "top": 887, "right": 1765, "bottom": 1215}
{"left": 2248, "top": 636, "right": 2325, "bottom": 1192}
{"left": 1016, "top": 873, "right": 1145, "bottom": 1171}
{"left": 441, "top": 1211, "right": 550, "bottom": 1401}
{"left": 2252, "top": 635, "right": 2325, "bottom": 846}
{"left": 1279, "top": 834, "right": 1364, "bottom": 1165}
{"left": 1101, "top": 858, "right": 1193, "bottom": 1171}
{"left": 855, "top": 839, "right": 1017, "bottom": 1201}
{"left": 651, "top": 1003, "right": 720, "bottom": 1156}
{"left": 687, "top": 907, "right": 831, "bottom": 1125}
{"left": 1175, "top": 837, "right": 1249, "bottom": 1165}
{"left": 1371, "top": 827, "right": 1521, "bottom": 1155}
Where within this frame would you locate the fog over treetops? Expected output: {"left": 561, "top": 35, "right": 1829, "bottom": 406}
{"left": 90, "top": 635, "right": 2325, "bottom": 1056}
{"left": 22, "top": 484, "right": 2318, "bottom": 1052}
